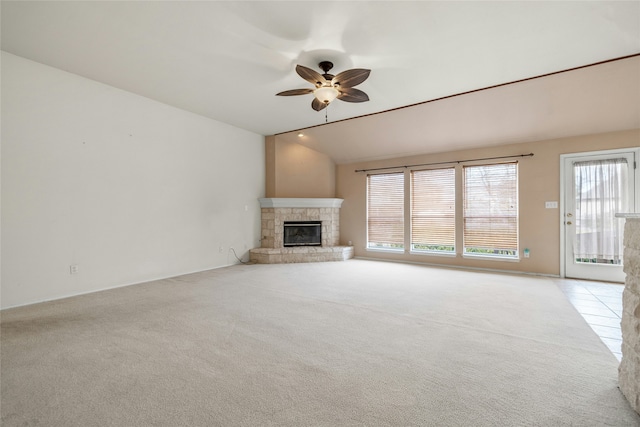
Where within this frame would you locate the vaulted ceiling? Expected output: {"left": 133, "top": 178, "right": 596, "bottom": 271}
{"left": 2, "top": 1, "right": 639, "bottom": 163}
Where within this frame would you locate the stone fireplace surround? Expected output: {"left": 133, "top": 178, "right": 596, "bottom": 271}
{"left": 249, "top": 198, "right": 354, "bottom": 264}
{"left": 616, "top": 213, "right": 640, "bottom": 415}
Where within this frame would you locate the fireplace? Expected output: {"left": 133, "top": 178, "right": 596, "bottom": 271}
{"left": 250, "top": 198, "right": 354, "bottom": 264}
{"left": 284, "top": 221, "right": 321, "bottom": 247}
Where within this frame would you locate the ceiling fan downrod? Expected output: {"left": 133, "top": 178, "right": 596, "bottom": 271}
{"left": 318, "top": 61, "right": 335, "bottom": 81}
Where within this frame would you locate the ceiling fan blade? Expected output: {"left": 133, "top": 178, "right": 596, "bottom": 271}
{"left": 312, "top": 98, "right": 328, "bottom": 111}
{"left": 276, "top": 88, "right": 314, "bottom": 96}
{"left": 296, "top": 64, "right": 327, "bottom": 87}
{"left": 337, "top": 87, "right": 369, "bottom": 103}
{"left": 332, "top": 69, "right": 371, "bottom": 88}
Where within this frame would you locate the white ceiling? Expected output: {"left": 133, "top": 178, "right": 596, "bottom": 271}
{"left": 2, "top": 1, "right": 639, "bottom": 163}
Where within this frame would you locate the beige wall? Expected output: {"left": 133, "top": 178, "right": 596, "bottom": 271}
{"left": 265, "top": 135, "right": 277, "bottom": 198}
{"left": 266, "top": 136, "right": 336, "bottom": 198}
{"left": 336, "top": 129, "right": 640, "bottom": 276}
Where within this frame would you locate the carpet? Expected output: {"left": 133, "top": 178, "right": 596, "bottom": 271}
{"left": 2, "top": 260, "right": 638, "bottom": 426}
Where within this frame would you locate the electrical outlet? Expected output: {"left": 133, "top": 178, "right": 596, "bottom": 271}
{"left": 70, "top": 264, "right": 79, "bottom": 274}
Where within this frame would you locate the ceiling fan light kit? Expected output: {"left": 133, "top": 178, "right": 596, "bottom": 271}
{"left": 276, "top": 61, "right": 371, "bottom": 112}
{"left": 314, "top": 86, "right": 340, "bottom": 104}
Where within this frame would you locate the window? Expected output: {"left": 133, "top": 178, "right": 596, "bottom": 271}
{"left": 463, "top": 163, "right": 518, "bottom": 258}
{"left": 367, "top": 172, "right": 404, "bottom": 250}
{"left": 365, "top": 162, "right": 519, "bottom": 260}
{"left": 411, "top": 168, "right": 455, "bottom": 253}
{"left": 573, "top": 158, "right": 628, "bottom": 265}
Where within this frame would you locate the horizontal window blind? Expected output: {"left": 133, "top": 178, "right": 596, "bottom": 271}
{"left": 367, "top": 172, "right": 404, "bottom": 249}
{"left": 463, "top": 163, "right": 518, "bottom": 256}
{"left": 411, "top": 168, "right": 455, "bottom": 252}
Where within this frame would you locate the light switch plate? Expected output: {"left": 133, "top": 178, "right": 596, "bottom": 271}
{"left": 545, "top": 201, "right": 558, "bottom": 209}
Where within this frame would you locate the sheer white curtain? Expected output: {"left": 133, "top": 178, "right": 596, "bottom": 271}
{"left": 574, "top": 158, "right": 629, "bottom": 263}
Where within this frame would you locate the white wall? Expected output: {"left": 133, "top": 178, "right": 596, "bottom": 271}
{"left": 1, "top": 52, "right": 265, "bottom": 309}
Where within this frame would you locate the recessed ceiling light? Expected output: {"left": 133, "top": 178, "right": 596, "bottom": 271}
{"left": 298, "top": 133, "right": 304, "bottom": 137}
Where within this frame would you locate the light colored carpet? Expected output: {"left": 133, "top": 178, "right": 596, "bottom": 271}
{"left": 2, "top": 260, "right": 638, "bottom": 426}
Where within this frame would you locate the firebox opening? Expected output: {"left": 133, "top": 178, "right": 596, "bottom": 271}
{"left": 283, "top": 221, "right": 322, "bottom": 247}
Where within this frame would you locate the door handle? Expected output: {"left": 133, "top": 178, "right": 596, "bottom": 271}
{"left": 566, "top": 213, "right": 573, "bottom": 217}
{"left": 566, "top": 221, "right": 573, "bottom": 225}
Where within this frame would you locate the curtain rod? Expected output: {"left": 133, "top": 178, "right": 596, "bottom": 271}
{"left": 354, "top": 153, "right": 534, "bottom": 173}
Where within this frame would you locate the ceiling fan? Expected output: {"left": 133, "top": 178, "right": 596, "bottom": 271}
{"left": 276, "top": 61, "right": 371, "bottom": 111}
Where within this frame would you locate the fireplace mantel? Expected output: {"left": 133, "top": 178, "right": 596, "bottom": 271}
{"left": 258, "top": 198, "right": 344, "bottom": 209}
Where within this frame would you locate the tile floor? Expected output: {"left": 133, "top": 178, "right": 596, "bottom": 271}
{"left": 556, "top": 279, "right": 624, "bottom": 361}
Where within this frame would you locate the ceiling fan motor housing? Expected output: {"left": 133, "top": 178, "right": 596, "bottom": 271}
{"left": 318, "top": 61, "right": 335, "bottom": 82}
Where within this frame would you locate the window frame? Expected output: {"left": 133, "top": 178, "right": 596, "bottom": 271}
{"left": 462, "top": 162, "right": 519, "bottom": 260}
{"left": 366, "top": 171, "right": 405, "bottom": 252}
{"left": 410, "top": 167, "right": 456, "bottom": 256}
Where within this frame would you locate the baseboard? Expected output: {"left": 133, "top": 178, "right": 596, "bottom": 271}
{"left": 353, "top": 256, "right": 561, "bottom": 279}
{"left": 1, "top": 262, "right": 241, "bottom": 311}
